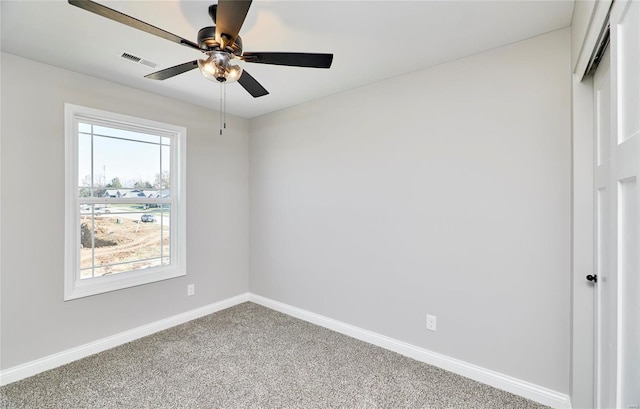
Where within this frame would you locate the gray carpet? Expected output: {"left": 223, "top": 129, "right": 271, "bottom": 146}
{"left": 0, "top": 302, "right": 550, "bottom": 408}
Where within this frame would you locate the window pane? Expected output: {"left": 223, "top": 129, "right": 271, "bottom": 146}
{"left": 93, "top": 125, "right": 160, "bottom": 144}
{"left": 93, "top": 135, "right": 161, "bottom": 190}
{"left": 80, "top": 209, "right": 94, "bottom": 270}
{"left": 160, "top": 206, "right": 171, "bottom": 260}
{"left": 78, "top": 133, "right": 92, "bottom": 194}
{"left": 78, "top": 188, "right": 92, "bottom": 198}
{"left": 161, "top": 144, "right": 171, "bottom": 194}
{"left": 80, "top": 268, "right": 94, "bottom": 279}
{"left": 79, "top": 123, "right": 92, "bottom": 133}
{"left": 79, "top": 204, "right": 169, "bottom": 279}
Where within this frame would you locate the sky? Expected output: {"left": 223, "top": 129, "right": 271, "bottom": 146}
{"left": 78, "top": 123, "right": 170, "bottom": 188}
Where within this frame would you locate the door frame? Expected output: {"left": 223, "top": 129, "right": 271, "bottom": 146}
{"left": 572, "top": 64, "right": 597, "bottom": 409}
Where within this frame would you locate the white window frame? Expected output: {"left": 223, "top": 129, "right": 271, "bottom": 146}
{"left": 64, "top": 104, "right": 186, "bottom": 300}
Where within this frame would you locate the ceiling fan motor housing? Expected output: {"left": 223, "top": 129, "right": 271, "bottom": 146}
{"left": 197, "top": 26, "right": 242, "bottom": 55}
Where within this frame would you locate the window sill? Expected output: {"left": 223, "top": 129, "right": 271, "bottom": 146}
{"left": 64, "top": 266, "right": 185, "bottom": 301}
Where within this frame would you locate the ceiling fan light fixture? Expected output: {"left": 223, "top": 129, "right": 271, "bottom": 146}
{"left": 198, "top": 52, "right": 243, "bottom": 83}
{"left": 225, "top": 64, "right": 243, "bottom": 82}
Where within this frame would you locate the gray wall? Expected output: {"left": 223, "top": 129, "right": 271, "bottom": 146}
{"left": 2, "top": 27, "right": 573, "bottom": 395}
{"left": 249, "top": 29, "right": 572, "bottom": 393}
{"left": 0, "top": 53, "right": 250, "bottom": 369}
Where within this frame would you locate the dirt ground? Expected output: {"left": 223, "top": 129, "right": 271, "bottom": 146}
{"left": 80, "top": 216, "right": 169, "bottom": 277}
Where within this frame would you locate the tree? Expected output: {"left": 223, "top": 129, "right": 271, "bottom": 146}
{"left": 106, "top": 177, "right": 122, "bottom": 189}
{"left": 133, "top": 180, "right": 153, "bottom": 190}
{"left": 79, "top": 175, "right": 92, "bottom": 197}
{"left": 154, "top": 171, "right": 170, "bottom": 189}
{"left": 80, "top": 174, "right": 92, "bottom": 187}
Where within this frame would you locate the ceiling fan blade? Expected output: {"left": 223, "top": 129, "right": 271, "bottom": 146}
{"left": 238, "top": 70, "right": 269, "bottom": 98}
{"left": 145, "top": 61, "right": 199, "bottom": 80}
{"left": 208, "top": 5, "right": 217, "bottom": 24}
{"left": 68, "top": 0, "right": 200, "bottom": 51}
{"left": 241, "top": 52, "right": 333, "bottom": 68}
{"left": 214, "top": 0, "right": 252, "bottom": 47}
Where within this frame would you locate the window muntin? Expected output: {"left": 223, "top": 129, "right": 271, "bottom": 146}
{"left": 65, "top": 104, "right": 186, "bottom": 300}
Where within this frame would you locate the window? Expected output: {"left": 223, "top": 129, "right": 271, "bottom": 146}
{"left": 64, "top": 104, "right": 186, "bottom": 300}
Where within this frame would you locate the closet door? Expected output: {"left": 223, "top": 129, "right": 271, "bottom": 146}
{"left": 610, "top": 0, "right": 640, "bottom": 407}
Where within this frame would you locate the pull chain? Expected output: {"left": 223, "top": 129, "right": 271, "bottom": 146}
{"left": 224, "top": 83, "right": 227, "bottom": 131}
{"left": 219, "top": 83, "right": 229, "bottom": 135}
{"left": 219, "top": 82, "right": 223, "bottom": 135}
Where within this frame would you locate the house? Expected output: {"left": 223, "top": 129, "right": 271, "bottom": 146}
{"left": 0, "top": 1, "right": 635, "bottom": 408}
{"left": 102, "top": 189, "right": 168, "bottom": 201}
{"left": 103, "top": 189, "right": 137, "bottom": 198}
{"left": 142, "top": 190, "right": 170, "bottom": 199}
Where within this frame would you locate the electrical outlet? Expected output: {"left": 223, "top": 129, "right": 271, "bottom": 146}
{"left": 426, "top": 314, "right": 437, "bottom": 331}
{"left": 187, "top": 284, "right": 195, "bottom": 296}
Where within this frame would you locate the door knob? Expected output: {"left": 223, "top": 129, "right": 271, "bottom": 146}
{"left": 586, "top": 274, "right": 598, "bottom": 283}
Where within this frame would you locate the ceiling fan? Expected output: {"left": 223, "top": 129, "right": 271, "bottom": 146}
{"left": 67, "top": 0, "right": 334, "bottom": 98}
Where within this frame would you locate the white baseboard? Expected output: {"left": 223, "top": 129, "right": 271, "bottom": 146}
{"left": 248, "top": 294, "right": 572, "bottom": 409}
{"left": 0, "top": 293, "right": 250, "bottom": 386}
{"left": 1, "top": 292, "right": 572, "bottom": 409}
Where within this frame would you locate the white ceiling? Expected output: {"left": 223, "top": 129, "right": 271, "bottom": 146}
{"left": 1, "top": 0, "right": 574, "bottom": 119}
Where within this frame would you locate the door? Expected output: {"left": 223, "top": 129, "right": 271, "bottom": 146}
{"left": 595, "top": 1, "right": 640, "bottom": 407}
{"left": 594, "top": 46, "right": 615, "bottom": 409}
{"left": 610, "top": 1, "right": 640, "bottom": 407}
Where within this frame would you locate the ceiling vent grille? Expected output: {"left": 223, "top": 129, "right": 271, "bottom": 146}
{"left": 121, "top": 52, "right": 141, "bottom": 62}
{"left": 118, "top": 50, "right": 158, "bottom": 70}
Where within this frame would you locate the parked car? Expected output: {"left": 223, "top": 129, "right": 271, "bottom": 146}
{"left": 141, "top": 214, "right": 155, "bottom": 223}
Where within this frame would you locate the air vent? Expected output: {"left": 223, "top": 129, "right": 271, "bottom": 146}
{"left": 120, "top": 52, "right": 141, "bottom": 63}
{"left": 117, "top": 50, "right": 158, "bottom": 70}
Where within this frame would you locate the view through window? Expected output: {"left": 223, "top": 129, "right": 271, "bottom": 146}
{"left": 78, "top": 122, "right": 172, "bottom": 278}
